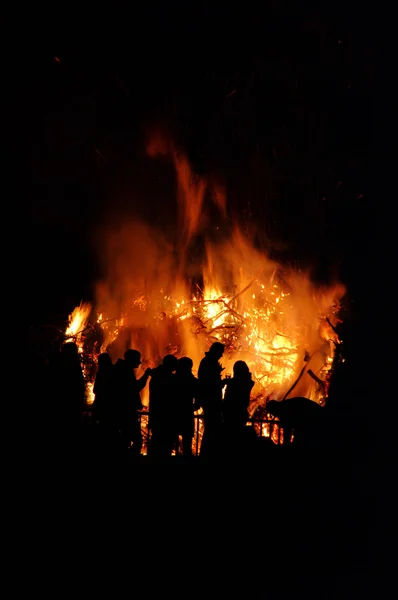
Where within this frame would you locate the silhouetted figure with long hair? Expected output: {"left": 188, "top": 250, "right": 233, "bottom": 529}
{"left": 114, "top": 349, "right": 151, "bottom": 457}
{"left": 198, "top": 341, "right": 225, "bottom": 460}
{"left": 173, "top": 356, "right": 201, "bottom": 459}
{"left": 223, "top": 360, "right": 254, "bottom": 428}
{"left": 148, "top": 354, "right": 178, "bottom": 461}
{"left": 52, "top": 341, "right": 86, "bottom": 447}
{"left": 223, "top": 360, "right": 255, "bottom": 458}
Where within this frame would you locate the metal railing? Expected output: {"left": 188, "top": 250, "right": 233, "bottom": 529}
{"left": 137, "top": 411, "right": 286, "bottom": 456}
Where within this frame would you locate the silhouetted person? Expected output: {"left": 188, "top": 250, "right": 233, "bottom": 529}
{"left": 51, "top": 341, "right": 86, "bottom": 446}
{"left": 92, "top": 352, "right": 118, "bottom": 448}
{"left": 223, "top": 361, "right": 254, "bottom": 428}
{"left": 27, "top": 340, "right": 57, "bottom": 450}
{"left": 173, "top": 356, "right": 201, "bottom": 458}
{"left": 223, "top": 360, "right": 255, "bottom": 456}
{"left": 93, "top": 353, "right": 113, "bottom": 421}
{"left": 148, "top": 354, "right": 178, "bottom": 460}
{"left": 114, "top": 349, "right": 151, "bottom": 456}
{"left": 197, "top": 341, "right": 225, "bottom": 460}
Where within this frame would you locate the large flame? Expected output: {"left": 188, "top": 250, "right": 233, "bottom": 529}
{"left": 65, "top": 301, "right": 92, "bottom": 339}
{"left": 65, "top": 301, "right": 95, "bottom": 404}
{"left": 64, "top": 136, "right": 345, "bottom": 421}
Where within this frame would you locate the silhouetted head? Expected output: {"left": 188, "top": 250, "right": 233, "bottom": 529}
{"left": 207, "top": 342, "right": 225, "bottom": 360}
{"left": 98, "top": 352, "right": 112, "bottom": 369}
{"left": 266, "top": 400, "right": 280, "bottom": 418}
{"left": 124, "top": 349, "right": 142, "bottom": 368}
{"left": 162, "top": 354, "right": 178, "bottom": 372}
{"left": 177, "top": 356, "right": 193, "bottom": 373}
{"left": 61, "top": 341, "right": 79, "bottom": 361}
{"left": 233, "top": 360, "right": 250, "bottom": 378}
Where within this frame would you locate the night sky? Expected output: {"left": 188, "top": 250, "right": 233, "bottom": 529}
{"left": 10, "top": 6, "right": 374, "bottom": 337}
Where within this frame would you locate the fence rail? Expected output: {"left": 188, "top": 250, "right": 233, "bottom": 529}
{"left": 137, "top": 411, "right": 285, "bottom": 456}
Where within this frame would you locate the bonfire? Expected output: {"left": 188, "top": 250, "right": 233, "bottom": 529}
{"left": 63, "top": 135, "right": 346, "bottom": 428}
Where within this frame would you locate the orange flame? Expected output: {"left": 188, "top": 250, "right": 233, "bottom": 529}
{"left": 64, "top": 301, "right": 95, "bottom": 404}
{"left": 65, "top": 302, "right": 92, "bottom": 339}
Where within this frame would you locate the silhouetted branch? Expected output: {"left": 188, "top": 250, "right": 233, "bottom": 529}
{"left": 282, "top": 355, "right": 313, "bottom": 400}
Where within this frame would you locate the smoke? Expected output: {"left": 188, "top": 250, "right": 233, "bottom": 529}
{"left": 145, "top": 130, "right": 227, "bottom": 262}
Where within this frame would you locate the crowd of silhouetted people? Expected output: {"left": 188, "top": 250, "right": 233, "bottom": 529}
{"left": 92, "top": 340, "right": 260, "bottom": 461}
{"left": 27, "top": 331, "right": 341, "bottom": 465}
{"left": 31, "top": 339, "right": 271, "bottom": 462}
